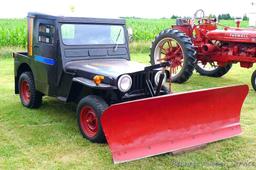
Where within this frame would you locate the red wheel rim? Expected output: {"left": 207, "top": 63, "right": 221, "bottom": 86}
{"left": 154, "top": 38, "right": 184, "bottom": 77}
{"left": 80, "top": 106, "right": 98, "bottom": 138}
{"left": 20, "top": 80, "right": 31, "bottom": 104}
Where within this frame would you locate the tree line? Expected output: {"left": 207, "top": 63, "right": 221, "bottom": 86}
{"left": 171, "top": 14, "right": 249, "bottom": 21}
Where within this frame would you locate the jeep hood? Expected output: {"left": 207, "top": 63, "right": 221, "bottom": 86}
{"left": 65, "top": 59, "right": 146, "bottom": 79}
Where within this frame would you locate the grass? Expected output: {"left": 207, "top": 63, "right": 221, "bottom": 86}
{"left": 1, "top": 49, "right": 256, "bottom": 169}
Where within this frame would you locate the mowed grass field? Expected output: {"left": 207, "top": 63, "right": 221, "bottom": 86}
{"left": 1, "top": 47, "right": 256, "bottom": 169}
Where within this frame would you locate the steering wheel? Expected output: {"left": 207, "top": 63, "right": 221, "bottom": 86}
{"left": 193, "top": 9, "right": 205, "bottom": 25}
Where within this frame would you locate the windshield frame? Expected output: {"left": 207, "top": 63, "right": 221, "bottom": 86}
{"left": 59, "top": 23, "right": 127, "bottom": 46}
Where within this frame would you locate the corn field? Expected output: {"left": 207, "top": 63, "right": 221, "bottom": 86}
{"left": 0, "top": 19, "right": 27, "bottom": 47}
{"left": 0, "top": 18, "right": 249, "bottom": 47}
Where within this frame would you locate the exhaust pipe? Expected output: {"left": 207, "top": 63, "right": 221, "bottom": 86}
{"left": 202, "top": 44, "right": 217, "bottom": 53}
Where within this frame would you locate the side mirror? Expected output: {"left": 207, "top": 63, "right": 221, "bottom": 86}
{"left": 127, "top": 27, "right": 133, "bottom": 42}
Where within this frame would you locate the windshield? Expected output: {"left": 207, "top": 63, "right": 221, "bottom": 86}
{"left": 61, "top": 24, "right": 125, "bottom": 45}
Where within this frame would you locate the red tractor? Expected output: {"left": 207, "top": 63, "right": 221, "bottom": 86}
{"left": 150, "top": 9, "right": 256, "bottom": 90}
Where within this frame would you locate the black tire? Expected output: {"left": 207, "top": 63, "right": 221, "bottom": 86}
{"left": 251, "top": 70, "right": 256, "bottom": 91}
{"left": 77, "top": 95, "right": 108, "bottom": 143}
{"left": 18, "top": 72, "right": 42, "bottom": 108}
{"left": 195, "top": 63, "right": 232, "bottom": 77}
{"left": 150, "top": 29, "right": 196, "bottom": 83}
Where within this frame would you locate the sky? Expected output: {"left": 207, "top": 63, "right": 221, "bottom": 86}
{"left": 0, "top": 0, "right": 256, "bottom": 19}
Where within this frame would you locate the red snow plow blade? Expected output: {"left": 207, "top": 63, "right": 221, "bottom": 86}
{"left": 101, "top": 85, "right": 248, "bottom": 164}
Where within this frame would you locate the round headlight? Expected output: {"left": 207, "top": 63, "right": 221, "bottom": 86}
{"left": 118, "top": 74, "right": 132, "bottom": 92}
{"left": 154, "top": 71, "right": 166, "bottom": 85}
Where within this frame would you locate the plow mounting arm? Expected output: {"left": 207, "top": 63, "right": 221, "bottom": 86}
{"left": 144, "top": 61, "right": 170, "bottom": 96}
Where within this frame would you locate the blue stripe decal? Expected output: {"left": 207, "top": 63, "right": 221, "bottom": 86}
{"left": 34, "top": 56, "right": 56, "bottom": 65}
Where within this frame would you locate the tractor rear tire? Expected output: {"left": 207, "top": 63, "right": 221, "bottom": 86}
{"left": 77, "top": 95, "right": 108, "bottom": 143}
{"left": 150, "top": 29, "right": 196, "bottom": 83}
{"left": 251, "top": 70, "right": 256, "bottom": 91}
{"left": 18, "top": 72, "right": 42, "bottom": 108}
{"left": 195, "top": 63, "right": 232, "bottom": 77}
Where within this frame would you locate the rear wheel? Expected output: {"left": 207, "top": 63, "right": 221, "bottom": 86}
{"left": 19, "top": 72, "right": 42, "bottom": 108}
{"left": 251, "top": 70, "right": 256, "bottom": 91}
{"left": 195, "top": 61, "right": 232, "bottom": 77}
{"left": 77, "top": 95, "right": 108, "bottom": 143}
{"left": 150, "top": 29, "right": 196, "bottom": 83}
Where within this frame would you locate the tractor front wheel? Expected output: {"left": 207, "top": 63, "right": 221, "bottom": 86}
{"left": 150, "top": 29, "right": 196, "bottom": 83}
{"left": 251, "top": 70, "right": 256, "bottom": 91}
{"left": 77, "top": 95, "right": 108, "bottom": 143}
{"left": 195, "top": 61, "right": 232, "bottom": 77}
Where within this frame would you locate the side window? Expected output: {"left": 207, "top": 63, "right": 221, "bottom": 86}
{"left": 38, "top": 24, "right": 55, "bottom": 44}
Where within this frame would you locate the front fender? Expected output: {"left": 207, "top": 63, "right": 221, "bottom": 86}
{"left": 72, "top": 77, "right": 117, "bottom": 90}
{"left": 66, "top": 77, "right": 117, "bottom": 102}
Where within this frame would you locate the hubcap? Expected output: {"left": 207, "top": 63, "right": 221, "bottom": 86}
{"left": 80, "top": 106, "right": 98, "bottom": 138}
{"left": 154, "top": 37, "right": 185, "bottom": 78}
{"left": 20, "top": 80, "right": 31, "bottom": 104}
{"left": 197, "top": 61, "right": 219, "bottom": 71}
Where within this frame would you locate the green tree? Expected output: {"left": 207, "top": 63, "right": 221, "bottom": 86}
{"left": 243, "top": 14, "right": 249, "bottom": 21}
{"left": 171, "top": 15, "right": 180, "bottom": 19}
{"left": 218, "top": 13, "right": 233, "bottom": 20}
{"left": 209, "top": 14, "right": 217, "bottom": 19}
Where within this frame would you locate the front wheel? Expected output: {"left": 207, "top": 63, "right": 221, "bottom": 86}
{"left": 195, "top": 61, "right": 232, "bottom": 77}
{"left": 150, "top": 29, "right": 196, "bottom": 83}
{"left": 251, "top": 70, "right": 256, "bottom": 91}
{"left": 77, "top": 95, "right": 108, "bottom": 143}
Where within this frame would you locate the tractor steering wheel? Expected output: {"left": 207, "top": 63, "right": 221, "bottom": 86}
{"left": 193, "top": 9, "right": 205, "bottom": 25}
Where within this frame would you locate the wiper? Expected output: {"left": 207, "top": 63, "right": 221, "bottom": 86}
{"left": 114, "top": 28, "right": 122, "bottom": 51}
